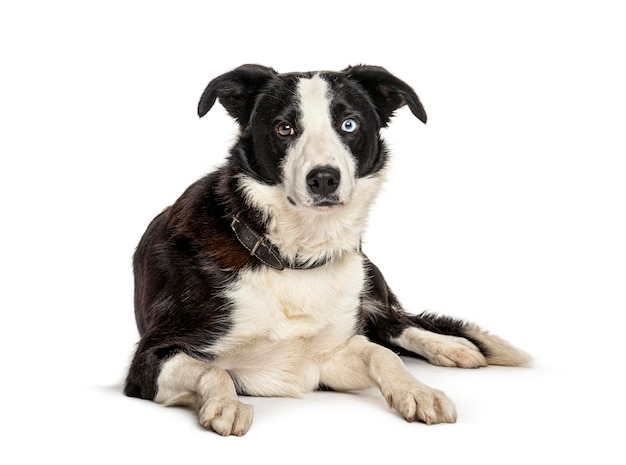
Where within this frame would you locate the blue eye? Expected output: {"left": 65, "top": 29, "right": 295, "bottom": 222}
{"left": 340, "top": 118, "right": 358, "bottom": 133}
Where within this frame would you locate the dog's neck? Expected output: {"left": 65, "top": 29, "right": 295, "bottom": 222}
{"left": 235, "top": 170, "right": 387, "bottom": 268}
{"left": 229, "top": 214, "right": 334, "bottom": 270}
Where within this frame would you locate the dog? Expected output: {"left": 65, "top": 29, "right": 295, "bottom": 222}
{"left": 124, "top": 64, "right": 530, "bottom": 436}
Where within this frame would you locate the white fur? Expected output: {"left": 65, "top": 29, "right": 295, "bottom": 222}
{"left": 155, "top": 353, "right": 254, "bottom": 436}
{"left": 282, "top": 74, "right": 357, "bottom": 209}
{"left": 206, "top": 251, "right": 365, "bottom": 396}
{"left": 319, "top": 335, "right": 457, "bottom": 425}
{"left": 239, "top": 168, "right": 385, "bottom": 266}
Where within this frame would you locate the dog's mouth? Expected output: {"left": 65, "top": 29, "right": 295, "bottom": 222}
{"left": 312, "top": 199, "right": 344, "bottom": 211}
{"left": 287, "top": 196, "right": 344, "bottom": 211}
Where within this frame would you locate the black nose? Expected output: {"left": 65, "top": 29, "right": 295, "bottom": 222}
{"left": 306, "top": 166, "right": 340, "bottom": 196}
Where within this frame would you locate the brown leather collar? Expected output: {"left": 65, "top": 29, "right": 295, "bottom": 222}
{"left": 230, "top": 215, "right": 330, "bottom": 270}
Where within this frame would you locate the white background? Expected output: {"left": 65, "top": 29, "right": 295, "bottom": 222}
{"left": 2, "top": 1, "right": 625, "bottom": 463}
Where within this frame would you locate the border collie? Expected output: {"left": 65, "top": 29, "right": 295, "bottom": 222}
{"left": 125, "top": 64, "right": 530, "bottom": 436}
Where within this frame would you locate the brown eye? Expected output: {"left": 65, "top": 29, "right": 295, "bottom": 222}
{"left": 276, "top": 122, "right": 295, "bottom": 137}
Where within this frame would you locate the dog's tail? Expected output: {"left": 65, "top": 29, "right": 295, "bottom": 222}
{"left": 407, "top": 312, "right": 532, "bottom": 367}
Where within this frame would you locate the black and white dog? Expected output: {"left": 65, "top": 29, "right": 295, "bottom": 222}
{"left": 125, "top": 64, "right": 530, "bottom": 436}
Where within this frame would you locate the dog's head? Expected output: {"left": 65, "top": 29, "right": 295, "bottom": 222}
{"left": 198, "top": 65, "right": 426, "bottom": 213}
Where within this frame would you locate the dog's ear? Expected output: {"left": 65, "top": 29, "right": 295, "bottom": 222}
{"left": 198, "top": 64, "right": 278, "bottom": 124}
{"left": 343, "top": 65, "right": 427, "bottom": 125}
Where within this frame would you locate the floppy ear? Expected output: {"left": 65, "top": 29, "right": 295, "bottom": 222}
{"left": 197, "top": 64, "right": 278, "bottom": 125}
{"left": 343, "top": 65, "right": 427, "bottom": 125}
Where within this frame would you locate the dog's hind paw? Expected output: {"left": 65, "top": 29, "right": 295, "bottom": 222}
{"left": 423, "top": 335, "right": 487, "bottom": 368}
{"left": 394, "top": 328, "right": 488, "bottom": 368}
{"left": 199, "top": 398, "right": 254, "bottom": 436}
{"left": 384, "top": 382, "right": 457, "bottom": 425}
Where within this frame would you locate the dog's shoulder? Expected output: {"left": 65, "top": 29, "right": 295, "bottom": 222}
{"left": 158, "top": 168, "right": 252, "bottom": 270}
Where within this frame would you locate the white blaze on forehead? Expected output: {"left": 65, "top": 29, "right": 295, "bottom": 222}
{"left": 282, "top": 74, "right": 356, "bottom": 207}
{"left": 297, "top": 75, "right": 334, "bottom": 138}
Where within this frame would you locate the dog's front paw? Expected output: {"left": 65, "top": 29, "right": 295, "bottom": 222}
{"left": 198, "top": 397, "right": 254, "bottom": 436}
{"left": 384, "top": 382, "right": 457, "bottom": 425}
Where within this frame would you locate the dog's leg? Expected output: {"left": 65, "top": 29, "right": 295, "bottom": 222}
{"left": 154, "top": 353, "right": 254, "bottom": 436}
{"left": 388, "top": 324, "right": 487, "bottom": 367}
{"left": 397, "top": 313, "right": 531, "bottom": 367}
{"left": 361, "top": 257, "right": 531, "bottom": 368}
{"left": 320, "top": 335, "right": 457, "bottom": 424}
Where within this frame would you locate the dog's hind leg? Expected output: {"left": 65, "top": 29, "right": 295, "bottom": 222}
{"left": 153, "top": 353, "right": 254, "bottom": 436}
{"left": 320, "top": 335, "right": 457, "bottom": 424}
{"left": 396, "top": 312, "right": 531, "bottom": 367}
{"left": 387, "top": 322, "right": 489, "bottom": 368}
{"left": 360, "top": 257, "right": 531, "bottom": 368}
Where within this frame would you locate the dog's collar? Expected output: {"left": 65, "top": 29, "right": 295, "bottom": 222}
{"left": 230, "top": 215, "right": 330, "bottom": 271}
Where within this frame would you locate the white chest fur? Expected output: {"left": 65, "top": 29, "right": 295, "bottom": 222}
{"left": 207, "top": 252, "right": 365, "bottom": 397}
